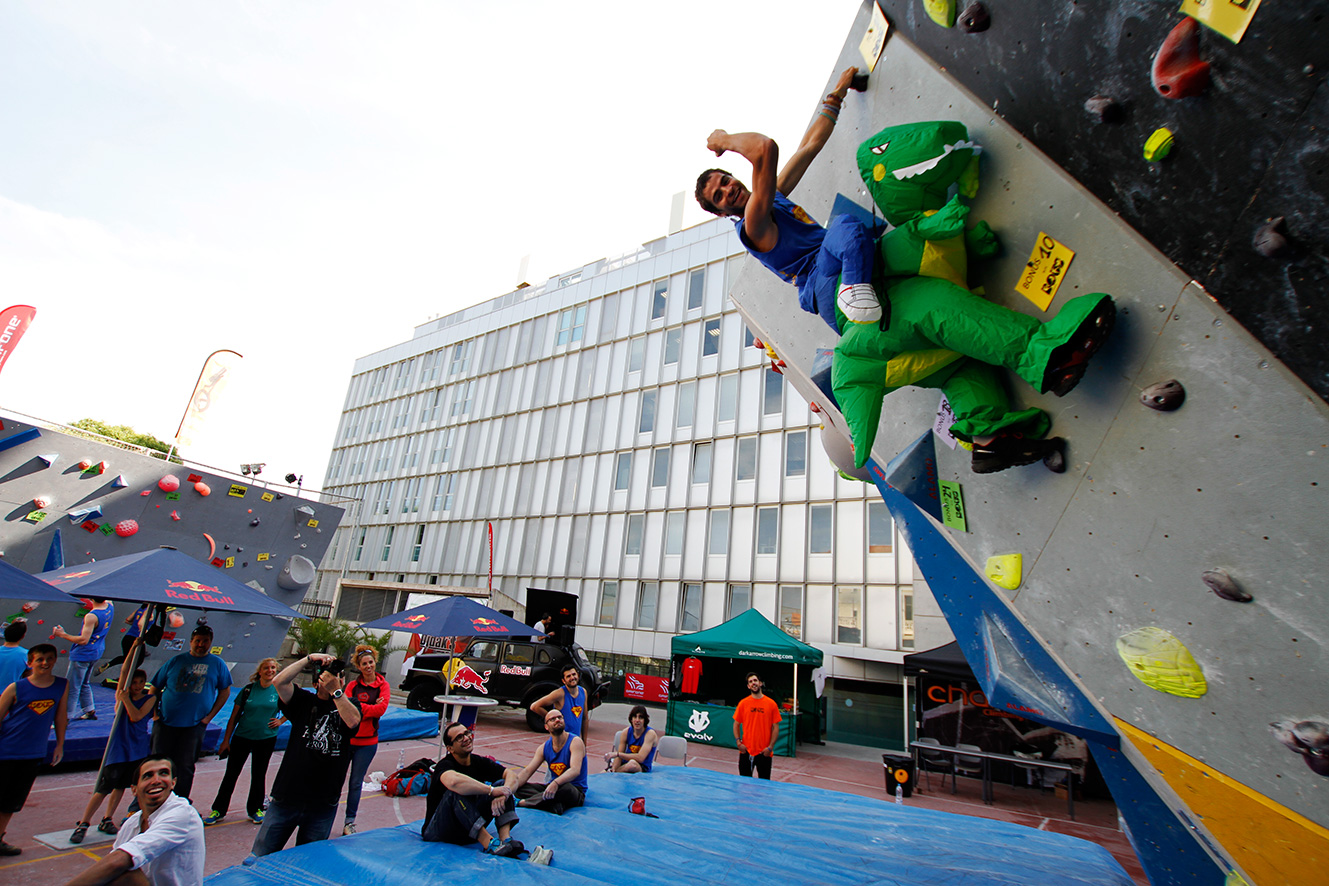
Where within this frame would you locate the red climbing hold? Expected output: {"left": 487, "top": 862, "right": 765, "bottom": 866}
{"left": 115, "top": 520, "right": 139, "bottom": 538}
{"left": 158, "top": 475, "right": 180, "bottom": 492}
{"left": 1152, "top": 18, "right": 1210, "bottom": 99}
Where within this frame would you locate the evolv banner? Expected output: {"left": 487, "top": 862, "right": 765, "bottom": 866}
{"left": 0, "top": 305, "right": 36, "bottom": 378}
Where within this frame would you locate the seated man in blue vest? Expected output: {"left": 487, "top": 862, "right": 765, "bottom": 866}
{"left": 513, "top": 709, "right": 588, "bottom": 815}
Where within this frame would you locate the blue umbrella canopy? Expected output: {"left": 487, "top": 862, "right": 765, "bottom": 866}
{"left": 359, "top": 595, "right": 539, "bottom": 638}
{"left": 35, "top": 548, "right": 301, "bottom": 619}
{"left": 0, "top": 557, "right": 81, "bottom": 604}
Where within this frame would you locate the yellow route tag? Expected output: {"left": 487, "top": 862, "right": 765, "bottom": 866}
{"left": 228, "top": 484, "right": 247, "bottom": 498}
{"left": 1016, "top": 232, "right": 1075, "bottom": 311}
{"left": 859, "top": 3, "right": 890, "bottom": 72}
{"left": 1180, "top": 0, "right": 1261, "bottom": 43}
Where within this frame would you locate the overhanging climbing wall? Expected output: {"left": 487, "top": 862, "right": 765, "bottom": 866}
{"left": 724, "top": 4, "right": 1328, "bottom": 884}
{"left": 0, "top": 415, "right": 344, "bottom": 677}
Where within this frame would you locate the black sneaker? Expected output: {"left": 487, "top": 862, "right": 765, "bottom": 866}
{"left": 972, "top": 435, "right": 1065, "bottom": 474}
{"left": 97, "top": 817, "right": 119, "bottom": 836}
{"left": 488, "top": 840, "right": 524, "bottom": 859}
{"left": 70, "top": 823, "right": 89, "bottom": 844}
{"left": 0, "top": 840, "right": 20, "bottom": 856}
{"left": 1042, "top": 297, "right": 1116, "bottom": 396}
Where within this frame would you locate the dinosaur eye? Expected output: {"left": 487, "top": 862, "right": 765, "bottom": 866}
{"left": 870, "top": 142, "right": 890, "bottom": 155}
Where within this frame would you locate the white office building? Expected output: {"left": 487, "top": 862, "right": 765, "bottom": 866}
{"left": 316, "top": 215, "right": 951, "bottom": 747}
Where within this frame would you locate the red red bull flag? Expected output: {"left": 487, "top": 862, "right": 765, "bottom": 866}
{"left": 0, "top": 305, "right": 35, "bottom": 380}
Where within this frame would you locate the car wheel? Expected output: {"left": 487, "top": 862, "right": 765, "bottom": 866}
{"left": 406, "top": 682, "right": 445, "bottom": 713}
{"left": 522, "top": 685, "right": 558, "bottom": 732}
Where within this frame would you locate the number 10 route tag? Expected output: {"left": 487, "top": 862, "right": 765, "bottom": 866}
{"left": 1016, "top": 232, "right": 1075, "bottom": 311}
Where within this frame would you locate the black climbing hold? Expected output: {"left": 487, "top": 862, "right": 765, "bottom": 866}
{"left": 223, "top": 544, "right": 230, "bottom": 551}
{"left": 958, "top": 2, "right": 989, "bottom": 33}
{"left": 1140, "top": 379, "right": 1185, "bottom": 411}
{"left": 1083, "top": 95, "right": 1122, "bottom": 124}
{"left": 250, "top": 518, "right": 261, "bottom": 526}
{"left": 1253, "top": 216, "right": 1290, "bottom": 258}
{"left": 1271, "top": 719, "right": 1329, "bottom": 776}
{"left": 236, "top": 547, "right": 243, "bottom": 553}
{"left": 850, "top": 72, "right": 869, "bottom": 92}
{"left": 1042, "top": 437, "right": 1067, "bottom": 474}
{"left": 1202, "top": 569, "right": 1251, "bottom": 603}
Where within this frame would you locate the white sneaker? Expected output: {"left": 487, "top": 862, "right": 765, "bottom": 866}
{"left": 838, "top": 282, "right": 882, "bottom": 325}
{"left": 527, "top": 845, "right": 553, "bottom": 866}
{"left": 342, "top": 822, "right": 356, "bottom": 836}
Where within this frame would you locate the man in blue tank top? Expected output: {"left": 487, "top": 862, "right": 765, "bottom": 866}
{"left": 530, "top": 664, "right": 588, "bottom": 738}
{"left": 0, "top": 643, "right": 68, "bottom": 856}
{"left": 695, "top": 66, "right": 883, "bottom": 336}
{"left": 54, "top": 598, "right": 113, "bottom": 720}
{"left": 513, "top": 708, "right": 588, "bottom": 815}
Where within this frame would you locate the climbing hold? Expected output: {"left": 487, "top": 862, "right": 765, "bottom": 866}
{"left": 33, "top": 495, "right": 51, "bottom": 509}
{"left": 195, "top": 481, "right": 211, "bottom": 496}
{"left": 1143, "top": 127, "right": 1174, "bottom": 162}
{"left": 115, "top": 520, "right": 139, "bottom": 538}
{"left": 168, "top": 612, "right": 184, "bottom": 628}
{"left": 294, "top": 505, "right": 315, "bottom": 521}
{"left": 752, "top": 338, "right": 764, "bottom": 350}
{"left": 809, "top": 402, "right": 821, "bottom": 414}
{"left": 1152, "top": 17, "right": 1210, "bottom": 99}
{"left": 67, "top": 504, "right": 103, "bottom": 524}
{"left": 985, "top": 553, "right": 1022, "bottom": 590}
{"left": 1270, "top": 718, "right": 1329, "bottom": 776}
{"left": 140, "top": 490, "right": 151, "bottom": 497}
{"left": 78, "top": 459, "right": 92, "bottom": 470}
{"left": 223, "top": 544, "right": 230, "bottom": 551}
{"left": 37, "top": 453, "right": 58, "bottom": 467}
{"left": 170, "top": 510, "right": 180, "bottom": 521}
{"left": 1202, "top": 569, "right": 1252, "bottom": 603}
{"left": 110, "top": 475, "right": 127, "bottom": 489}
{"left": 250, "top": 518, "right": 261, "bottom": 527}
{"left": 1140, "top": 379, "right": 1186, "bottom": 411}
{"left": 1116, "top": 626, "right": 1207, "bottom": 698}
{"left": 158, "top": 475, "right": 180, "bottom": 492}
{"left": 820, "top": 421, "right": 871, "bottom": 482}
{"left": 922, "top": 0, "right": 957, "bottom": 28}
{"left": 203, "top": 533, "right": 216, "bottom": 559}
{"left": 236, "top": 547, "right": 243, "bottom": 553}
{"left": 91, "top": 461, "right": 108, "bottom": 475}
{"left": 1253, "top": 216, "right": 1290, "bottom": 258}
{"left": 1083, "top": 95, "right": 1121, "bottom": 124}
{"left": 277, "top": 554, "right": 316, "bottom": 592}
{"left": 958, "top": 1, "right": 989, "bottom": 33}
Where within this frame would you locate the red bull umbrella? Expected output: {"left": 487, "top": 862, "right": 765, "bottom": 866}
{"left": 0, "top": 558, "right": 82, "bottom": 604}
{"left": 359, "top": 595, "right": 539, "bottom": 639}
{"left": 34, "top": 548, "right": 302, "bottom": 618}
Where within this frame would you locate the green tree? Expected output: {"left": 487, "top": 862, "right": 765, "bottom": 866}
{"left": 68, "top": 418, "right": 180, "bottom": 462}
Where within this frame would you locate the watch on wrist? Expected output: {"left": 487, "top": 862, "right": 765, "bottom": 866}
{"left": 331, "top": 689, "right": 344, "bottom": 699}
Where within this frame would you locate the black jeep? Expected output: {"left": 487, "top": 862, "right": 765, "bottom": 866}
{"left": 400, "top": 636, "right": 608, "bottom": 732}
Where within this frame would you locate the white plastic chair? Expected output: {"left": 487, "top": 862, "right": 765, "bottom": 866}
{"left": 655, "top": 735, "right": 689, "bottom": 766}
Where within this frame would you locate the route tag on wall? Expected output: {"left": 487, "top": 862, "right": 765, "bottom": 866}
{"left": 939, "top": 480, "right": 968, "bottom": 532}
{"left": 1015, "top": 232, "right": 1075, "bottom": 310}
{"left": 1181, "top": 0, "right": 1262, "bottom": 43}
{"left": 859, "top": 2, "right": 890, "bottom": 71}
{"left": 228, "top": 484, "right": 247, "bottom": 498}
{"left": 932, "top": 395, "right": 959, "bottom": 450}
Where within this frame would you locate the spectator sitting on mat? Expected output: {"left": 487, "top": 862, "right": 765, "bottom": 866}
{"left": 70, "top": 656, "right": 156, "bottom": 845}
{"left": 421, "top": 721, "right": 528, "bottom": 858}
{"left": 63, "top": 755, "right": 205, "bottom": 886}
{"left": 513, "top": 708, "right": 588, "bottom": 814}
{"left": 604, "top": 705, "right": 658, "bottom": 773}
{"left": 0, "top": 619, "right": 29, "bottom": 693}
{"left": 150, "top": 623, "right": 231, "bottom": 803}
{"left": 0, "top": 643, "right": 67, "bottom": 857}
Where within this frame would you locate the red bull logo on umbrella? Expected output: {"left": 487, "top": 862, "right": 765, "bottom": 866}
{"left": 45, "top": 570, "right": 92, "bottom": 586}
{"left": 470, "top": 617, "right": 504, "bottom": 632}
{"left": 164, "top": 579, "right": 234, "bottom": 606}
{"left": 392, "top": 614, "right": 430, "bottom": 629}
{"left": 450, "top": 665, "right": 491, "bottom": 694}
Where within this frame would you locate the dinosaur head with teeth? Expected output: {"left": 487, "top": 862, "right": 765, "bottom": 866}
{"left": 856, "top": 121, "right": 982, "bottom": 226}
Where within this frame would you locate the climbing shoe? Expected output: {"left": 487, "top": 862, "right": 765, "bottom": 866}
{"left": 0, "top": 840, "right": 20, "bottom": 856}
{"left": 1042, "top": 297, "right": 1116, "bottom": 396}
{"left": 70, "top": 822, "right": 89, "bottom": 844}
{"left": 486, "top": 838, "right": 523, "bottom": 858}
{"left": 341, "top": 821, "right": 356, "bottom": 836}
{"left": 972, "top": 434, "right": 1065, "bottom": 474}
{"left": 97, "top": 817, "right": 119, "bottom": 835}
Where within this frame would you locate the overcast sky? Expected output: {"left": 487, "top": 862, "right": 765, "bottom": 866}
{"left": 0, "top": 1, "right": 860, "bottom": 492}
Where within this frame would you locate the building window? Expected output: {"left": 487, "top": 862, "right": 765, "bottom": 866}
{"left": 449, "top": 340, "right": 473, "bottom": 376}
{"left": 354, "top": 527, "right": 367, "bottom": 562}
{"left": 836, "top": 586, "right": 863, "bottom": 644}
{"left": 651, "top": 447, "right": 669, "bottom": 487}
{"left": 625, "top": 514, "right": 644, "bottom": 555}
{"left": 665, "top": 512, "right": 684, "bottom": 555}
{"left": 637, "top": 582, "right": 659, "bottom": 630}
{"left": 557, "top": 304, "right": 587, "bottom": 346}
{"left": 639, "top": 390, "right": 656, "bottom": 433}
{"left": 677, "top": 381, "right": 696, "bottom": 428}
{"left": 439, "top": 427, "right": 456, "bottom": 463}
{"left": 901, "top": 587, "right": 914, "bottom": 650}
{"left": 651, "top": 281, "right": 668, "bottom": 320}
{"left": 422, "top": 389, "right": 445, "bottom": 423}
{"left": 374, "top": 481, "right": 395, "bottom": 515}
{"left": 756, "top": 507, "right": 778, "bottom": 554}
{"left": 702, "top": 318, "right": 721, "bottom": 356}
{"left": 401, "top": 477, "right": 422, "bottom": 514}
{"left": 393, "top": 358, "right": 414, "bottom": 391}
{"left": 692, "top": 443, "right": 712, "bottom": 484}
{"left": 433, "top": 474, "right": 455, "bottom": 512}
{"left": 664, "top": 328, "right": 681, "bottom": 365}
{"left": 411, "top": 525, "right": 425, "bottom": 562}
{"left": 599, "top": 581, "right": 618, "bottom": 626}
{"left": 380, "top": 526, "right": 395, "bottom": 562}
{"left": 708, "top": 511, "right": 729, "bottom": 555}
{"left": 718, "top": 375, "right": 737, "bottom": 422}
{"left": 810, "top": 504, "right": 832, "bottom": 554}
{"left": 869, "top": 502, "right": 893, "bottom": 553}
{"left": 779, "top": 585, "right": 802, "bottom": 639}
{"left": 614, "top": 452, "right": 632, "bottom": 490}
{"left": 451, "top": 380, "right": 475, "bottom": 416}
{"left": 680, "top": 583, "right": 702, "bottom": 632}
{"left": 744, "top": 325, "right": 755, "bottom": 348}
{"left": 763, "top": 367, "right": 783, "bottom": 414}
{"left": 628, "top": 337, "right": 645, "bottom": 373}
{"left": 736, "top": 437, "right": 757, "bottom": 481}
{"left": 420, "top": 350, "right": 440, "bottom": 384}
{"left": 786, "top": 430, "right": 807, "bottom": 477}
{"left": 687, "top": 268, "right": 705, "bottom": 310}
{"left": 727, "top": 584, "right": 751, "bottom": 620}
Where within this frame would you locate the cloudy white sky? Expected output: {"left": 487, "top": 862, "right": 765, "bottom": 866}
{"left": 0, "top": 1, "right": 860, "bottom": 492}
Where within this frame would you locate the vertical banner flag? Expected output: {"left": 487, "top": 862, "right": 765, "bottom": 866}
{"left": 487, "top": 522, "right": 494, "bottom": 595}
{"left": 0, "top": 306, "right": 37, "bottom": 379}
{"left": 175, "top": 349, "right": 243, "bottom": 452}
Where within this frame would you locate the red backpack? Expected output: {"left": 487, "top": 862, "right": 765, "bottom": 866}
{"left": 382, "top": 757, "right": 434, "bottom": 797}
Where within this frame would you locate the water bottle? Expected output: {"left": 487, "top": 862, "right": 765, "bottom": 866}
{"left": 397, "top": 749, "right": 405, "bottom": 769}
{"left": 895, "top": 784, "right": 903, "bottom": 805}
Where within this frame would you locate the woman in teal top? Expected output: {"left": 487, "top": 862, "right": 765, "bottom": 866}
{"left": 205, "top": 658, "right": 286, "bottom": 825}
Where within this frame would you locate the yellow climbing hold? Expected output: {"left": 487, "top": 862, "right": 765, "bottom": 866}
{"left": 873, "top": 163, "right": 886, "bottom": 182}
{"left": 1116, "top": 626, "right": 1207, "bottom": 698}
{"left": 923, "top": 0, "right": 957, "bottom": 28}
{"left": 985, "top": 553, "right": 1022, "bottom": 590}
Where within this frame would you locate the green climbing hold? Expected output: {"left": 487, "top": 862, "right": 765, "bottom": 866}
{"left": 1116, "top": 626, "right": 1207, "bottom": 698}
{"left": 923, "top": 0, "right": 957, "bottom": 28}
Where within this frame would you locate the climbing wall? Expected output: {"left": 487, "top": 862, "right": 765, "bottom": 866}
{"left": 725, "top": 4, "right": 1328, "bottom": 884}
{"left": 0, "top": 416, "right": 344, "bottom": 677}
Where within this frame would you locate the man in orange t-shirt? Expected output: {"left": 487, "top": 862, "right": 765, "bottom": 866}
{"left": 732, "top": 672, "right": 781, "bottom": 779}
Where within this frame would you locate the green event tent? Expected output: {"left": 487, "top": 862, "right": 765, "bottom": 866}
{"left": 671, "top": 608, "right": 823, "bottom": 666}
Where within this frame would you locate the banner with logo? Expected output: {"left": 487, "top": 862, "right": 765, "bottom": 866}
{"left": 0, "top": 305, "right": 36, "bottom": 379}
{"left": 623, "top": 672, "right": 668, "bottom": 703}
{"left": 175, "top": 348, "right": 243, "bottom": 451}
{"left": 664, "top": 700, "right": 795, "bottom": 756}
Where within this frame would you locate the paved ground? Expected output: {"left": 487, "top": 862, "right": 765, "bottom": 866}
{"left": 0, "top": 702, "right": 1145, "bottom": 885}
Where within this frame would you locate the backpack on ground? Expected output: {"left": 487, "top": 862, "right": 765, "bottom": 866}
{"left": 382, "top": 757, "right": 435, "bottom": 797}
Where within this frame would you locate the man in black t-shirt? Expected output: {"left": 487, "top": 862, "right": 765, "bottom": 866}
{"left": 422, "top": 721, "right": 526, "bottom": 857}
{"left": 249, "top": 654, "right": 361, "bottom": 859}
